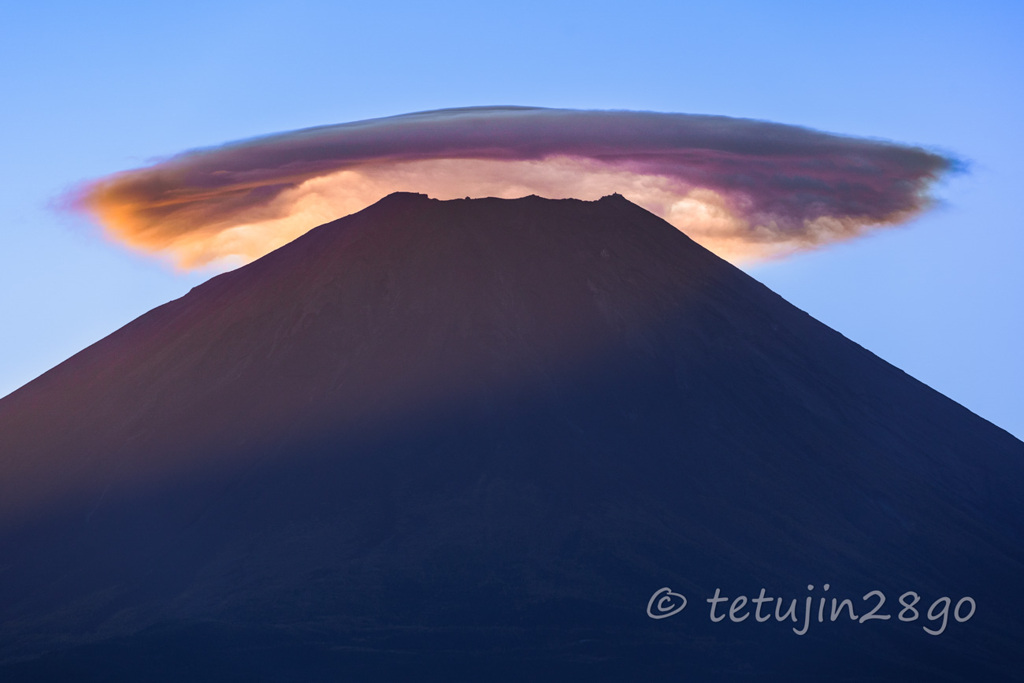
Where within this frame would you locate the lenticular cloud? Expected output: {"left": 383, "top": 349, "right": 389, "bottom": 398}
{"left": 73, "top": 106, "right": 957, "bottom": 269}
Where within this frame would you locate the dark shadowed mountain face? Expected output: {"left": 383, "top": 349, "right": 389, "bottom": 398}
{"left": 0, "top": 193, "right": 1021, "bottom": 682}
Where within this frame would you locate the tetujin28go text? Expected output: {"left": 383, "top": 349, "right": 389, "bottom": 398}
{"left": 646, "top": 585, "right": 975, "bottom": 636}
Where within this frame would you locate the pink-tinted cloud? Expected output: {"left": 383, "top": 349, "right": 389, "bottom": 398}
{"left": 72, "top": 107, "right": 958, "bottom": 268}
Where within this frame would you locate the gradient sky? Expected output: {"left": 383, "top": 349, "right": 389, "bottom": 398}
{"left": 1, "top": 0, "right": 1021, "bottom": 439}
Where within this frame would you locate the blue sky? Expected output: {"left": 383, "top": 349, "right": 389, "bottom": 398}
{"left": 1, "top": 0, "right": 1021, "bottom": 438}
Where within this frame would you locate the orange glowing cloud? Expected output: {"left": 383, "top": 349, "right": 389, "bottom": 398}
{"left": 73, "top": 107, "right": 958, "bottom": 269}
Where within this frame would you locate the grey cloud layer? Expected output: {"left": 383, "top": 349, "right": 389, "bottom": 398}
{"left": 76, "top": 106, "right": 958, "bottom": 264}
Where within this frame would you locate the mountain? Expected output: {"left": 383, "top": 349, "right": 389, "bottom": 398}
{"left": 0, "top": 193, "right": 1021, "bottom": 681}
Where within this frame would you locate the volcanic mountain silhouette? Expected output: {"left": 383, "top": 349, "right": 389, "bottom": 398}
{"left": 0, "top": 193, "right": 1021, "bottom": 681}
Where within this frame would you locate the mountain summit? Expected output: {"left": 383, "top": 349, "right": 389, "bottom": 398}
{"left": 0, "top": 193, "right": 1021, "bottom": 681}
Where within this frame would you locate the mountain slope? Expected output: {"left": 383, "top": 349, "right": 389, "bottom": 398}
{"left": 0, "top": 193, "right": 1021, "bottom": 681}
